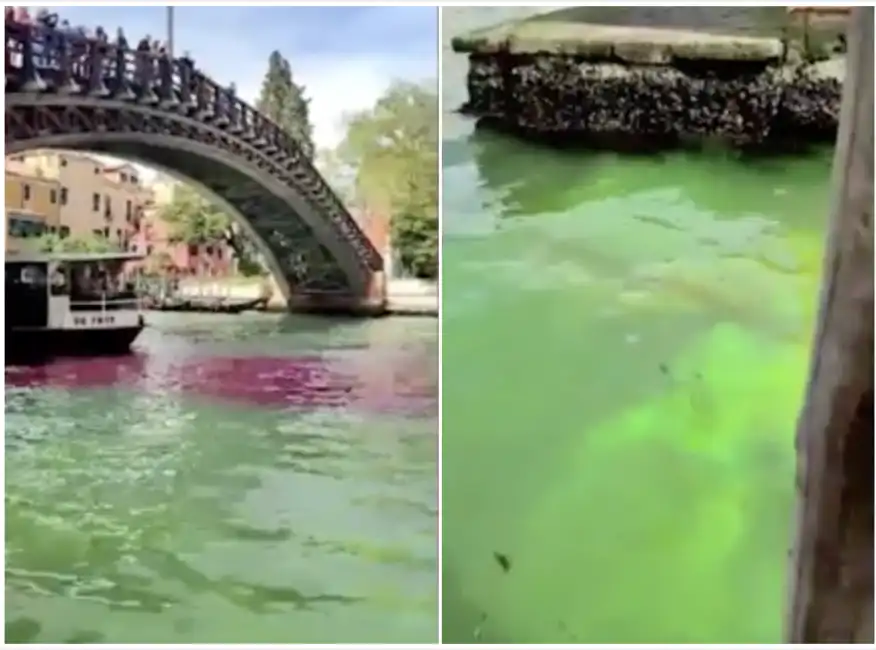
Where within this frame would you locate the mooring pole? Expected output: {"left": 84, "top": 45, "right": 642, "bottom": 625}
{"left": 166, "top": 6, "right": 174, "bottom": 58}
{"left": 786, "top": 6, "right": 874, "bottom": 644}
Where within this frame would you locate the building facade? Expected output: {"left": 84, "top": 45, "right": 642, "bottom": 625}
{"left": 5, "top": 158, "right": 62, "bottom": 253}
{"left": 6, "top": 151, "right": 150, "bottom": 252}
{"left": 133, "top": 177, "right": 236, "bottom": 277}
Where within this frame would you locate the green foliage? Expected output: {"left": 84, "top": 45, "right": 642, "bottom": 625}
{"left": 32, "top": 232, "right": 118, "bottom": 253}
{"left": 157, "top": 184, "right": 230, "bottom": 245}
{"left": 226, "top": 223, "right": 267, "bottom": 277}
{"left": 157, "top": 184, "right": 265, "bottom": 276}
{"left": 316, "top": 146, "right": 356, "bottom": 204}
{"left": 256, "top": 50, "right": 315, "bottom": 160}
{"left": 337, "top": 80, "right": 438, "bottom": 279}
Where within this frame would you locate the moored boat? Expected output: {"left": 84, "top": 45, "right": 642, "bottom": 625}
{"left": 6, "top": 251, "right": 146, "bottom": 364}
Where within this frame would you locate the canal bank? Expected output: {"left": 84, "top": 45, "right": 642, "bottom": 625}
{"left": 169, "top": 277, "right": 438, "bottom": 317}
{"left": 453, "top": 7, "right": 846, "bottom": 149}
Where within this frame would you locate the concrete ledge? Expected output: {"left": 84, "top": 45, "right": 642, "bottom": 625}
{"left": 287, "top": 294, "right": 387, "bottom": 317}
{"left": 452, "top": 21, "right": 785, "bottom": 63}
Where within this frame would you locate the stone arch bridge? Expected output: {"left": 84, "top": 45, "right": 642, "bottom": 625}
{"left": 4, "top": 21, "right": 386, "bottom": 315}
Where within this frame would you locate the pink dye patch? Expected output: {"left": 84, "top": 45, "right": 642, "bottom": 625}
{"left": 5, "top": 351, "right": 436, "bottom": 417}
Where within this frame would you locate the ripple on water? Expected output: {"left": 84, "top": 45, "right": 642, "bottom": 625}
{"left": 6, "top": 316, "right": 437, "bottom": 643}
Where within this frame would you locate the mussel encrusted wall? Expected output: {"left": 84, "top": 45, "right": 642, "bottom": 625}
{"left": 462, "top": 54, "right": 842, "bottom": 147}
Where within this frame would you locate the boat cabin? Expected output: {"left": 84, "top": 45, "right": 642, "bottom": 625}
{"left": 6, "top": 251, "right": 145, "bottom": 331}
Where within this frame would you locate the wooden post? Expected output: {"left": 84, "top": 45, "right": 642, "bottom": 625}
{"left": 786, "top": 7, "right": 874, "bottom": 644}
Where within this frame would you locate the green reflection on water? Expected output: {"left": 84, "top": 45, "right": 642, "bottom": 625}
{"left": 441, "top": 129, "right": 831, "bottom": 643}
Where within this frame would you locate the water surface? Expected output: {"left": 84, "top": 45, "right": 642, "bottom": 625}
{"left": 442, "top": 7, "right": 831, "bottom": 644}
{"left": 6, "top": 312, "right": 438, "bottom": 644}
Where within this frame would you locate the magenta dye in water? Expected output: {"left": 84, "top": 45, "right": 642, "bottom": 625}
{"left": 5, "top": 351, "right": 436, "bottom": 417}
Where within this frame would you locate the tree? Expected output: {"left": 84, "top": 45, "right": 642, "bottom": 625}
{"left": 157, "top": 184, "right": 265, "bottom": 277}
{"left": 256, "top": 51, "right": 315, "bottom": 160}
{"left": 158, "top": 184, "right": 230, "bottom": 245}
{"left": 316, "top": 146, "right": 356, "bottom": 204}
{"left": 336, "top": 80, "right": 438, "bottom": 279}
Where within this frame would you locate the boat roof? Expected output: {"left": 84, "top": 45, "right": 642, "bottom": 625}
{"left": 6, "top": 251, "right": 147, "bottom": 264}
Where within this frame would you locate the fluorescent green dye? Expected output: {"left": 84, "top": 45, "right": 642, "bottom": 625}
{"left": 441, "top": 123, "right": 831, "bottom": 642}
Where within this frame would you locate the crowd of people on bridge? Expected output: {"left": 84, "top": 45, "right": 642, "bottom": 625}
{"left": 5, "top": 7, "right": 205, "bottom": 97}
{"left": 5, "top": 7, "right": 252, "bottom": 124}
{"left": 6, "top": 7, "right": 272, "bottom": 158}
{"left": 5, "top": 6, "right": 178, "bottom": 62}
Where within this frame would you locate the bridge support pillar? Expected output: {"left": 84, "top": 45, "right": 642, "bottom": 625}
{"left": 287, "top": 270, "right": 387, "bottom": 317}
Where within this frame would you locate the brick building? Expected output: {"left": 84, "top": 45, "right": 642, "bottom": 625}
{"left": 132, "top": 178, "right": 236, "bottom": 277}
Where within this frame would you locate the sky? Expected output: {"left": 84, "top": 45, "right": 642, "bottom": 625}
{"left": 50, "top": 6, "right": 438, "bottom": 150}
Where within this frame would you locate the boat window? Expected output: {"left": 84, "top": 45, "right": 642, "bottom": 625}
{"left": 20, "top": 264, "right": 47, "bottom": 285}
{"left": 50, "top": 263, "right": 69, "bottom": 296}
{"left": 69, "top": 259, "right": 138, "bottom": 311}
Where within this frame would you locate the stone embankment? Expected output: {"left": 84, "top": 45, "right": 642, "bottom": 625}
{"left": 177, "top": 277, "right": 438, "bottom": 317}
{"left": 453, "top": 15, "right": 846, "bottom": 149}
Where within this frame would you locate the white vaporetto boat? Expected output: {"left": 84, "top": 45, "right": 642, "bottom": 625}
{"left": 6, "top": 251, "right": 146, "bottom": 364}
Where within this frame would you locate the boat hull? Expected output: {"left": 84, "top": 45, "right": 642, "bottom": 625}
{"left": 6, "top": 323, "right": 144, "bottom": 365}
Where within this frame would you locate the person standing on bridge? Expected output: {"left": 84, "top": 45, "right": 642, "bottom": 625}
{"left": 114, "top": 27, "right": 128, "bottom": 85}
{"left": 115, "top": 27, "right": 128, "bottom": 52}
{"left": 226, "top": 81, "right": 238, "bottom": 122}
{"left": 135, "top": 34, "right": 152, "bottom": 88}
{"left": 36, "top": 8, "right": 56, "bottom": 29}
{"left": 59, "top": 18, "right": 74, "bottom": 38}
{"left": 15, "top": 7, "right": 31, "bottom": 26}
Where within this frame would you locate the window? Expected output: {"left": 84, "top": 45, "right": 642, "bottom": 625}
{"left": 60, "top": 157, "right": 68, "bottom": 167}
{"left": 104, "top": 195, "right": 113, "bottom": 218}
{"left": 93, "top": 167, "right": 100, "bottom": 175}
{"left": 103, "top": 227, "right": 110, "bottom": 238}
{"left": 116, "top": 229, "right": 123, "bottom": 240}
{"left": 60, "top": 187, "right": 68, "bottom": 205}
{"left": 120, "top": 173, "right": 128, "bottom": 183}
{"left": 22, "top": 184, "right": 31, "bottom": 201}
{"left": 205, "top": 245, "right": 213, "bottom": 255}
{"left": 92, "top": 193, "right": 100, "bottom": 211}
{"left": 147, "top": 245, "right": 154, "bottom": 255}
{"left": 59, "top": 225, "right": 70, "bottom": 238}
{"left": 188, "top": 243, "right": 198, "bottom": 257}
{"left": 131, "top": 175, "right": 139, "bottom": 185}
{"left": 215, "top": 247, "right": 222, "bottom": 260}
{"left": 49, "top": 189, "right": 57, "bottom": 204}
{"left": 125, "top": 200, "right": 133, "bottom": 221}
{"left": 92, "top": 228, "right": 103, "bottom": 237}
{"left": 7, "top": 214, "right": 46, "bottom": 238}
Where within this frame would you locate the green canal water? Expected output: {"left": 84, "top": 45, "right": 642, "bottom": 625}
{"left": 5, "top": 314, "right": 437, "bottom": 643}
{"left": 441, "top": 8, "right": 832, "bottom": 644}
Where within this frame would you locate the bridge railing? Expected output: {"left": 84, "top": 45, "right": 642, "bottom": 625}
{"left": 5, "top": 19, "right": 383, "bottom": 272}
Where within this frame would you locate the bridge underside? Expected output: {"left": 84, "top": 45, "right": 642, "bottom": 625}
{"left": 6, "top": 102, "right": 386, "bottom": 316}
